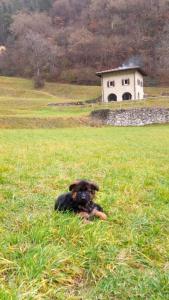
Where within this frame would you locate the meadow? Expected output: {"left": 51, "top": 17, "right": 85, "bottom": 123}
{"left": 0, "top": 76, "right": 169, "bottom": 128}
{"left": 0, "top": 77, "right": 169, "bottom": 299}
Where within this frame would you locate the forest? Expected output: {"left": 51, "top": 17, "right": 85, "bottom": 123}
{"left": 0, "top": 0, "right": 169, "bottom": 86}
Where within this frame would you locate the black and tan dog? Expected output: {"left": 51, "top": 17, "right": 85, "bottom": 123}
{"left": 54, "top": 180, "right": 107, "bottom": 221}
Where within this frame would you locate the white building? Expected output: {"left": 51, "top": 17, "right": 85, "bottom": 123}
{"left": 96, "top": 66, "right": 147, "bottom": 102}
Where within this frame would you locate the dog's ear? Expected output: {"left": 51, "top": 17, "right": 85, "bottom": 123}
{"left": 90, "top": 182, "right": 99, "bottom": 192}
{"left": 69, "top": 180, "right": 80, "bottom": 191}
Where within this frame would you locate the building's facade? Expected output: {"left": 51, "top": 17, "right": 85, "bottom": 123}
{"left": 96, "top": 66, "right": 147, "bottom": 102}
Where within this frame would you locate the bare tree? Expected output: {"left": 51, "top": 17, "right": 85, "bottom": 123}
{"left": 1, "top": 0, "right": 169, "bottom": 84}
{"left": 10, "top": 12, "right": 60, "bottom": 87}
{"left": 10, "top": 11, "right": 54, "bottom": 38}
{"left": 18, "top": 32, "right": 59, "bottom": 88}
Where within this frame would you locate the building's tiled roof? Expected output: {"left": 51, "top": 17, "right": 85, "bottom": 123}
{"left": 96, "top": 66, "right": 147, "bottom": 77}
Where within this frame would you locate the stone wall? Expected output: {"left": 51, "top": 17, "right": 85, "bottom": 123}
{"left": 90, "top": 108, "right": 169, "bottom": 126}
{"left": 48, "top": 96, "right": 102, "bottom": 107}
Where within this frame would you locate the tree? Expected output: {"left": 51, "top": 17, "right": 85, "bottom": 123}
{"left": 16, "top": 31, "right": 59, "bottom": 87}
{"left": 10, "top": 12, "right": 53, "bottom": 38}
{"left": 155, "top": 23, "right": 169, "bottom": 84}
{"left": 9, "top": 11, "right": 60, "bottom": 87}
{"left": 1, "top": 0, "right": 169, "bottom": 84}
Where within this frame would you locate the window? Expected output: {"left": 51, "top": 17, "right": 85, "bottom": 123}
{"left": 137, "top": 79, "right": 143, "bottom": 87}
{"left": 122, "top": 79, "right": 130, "bottom": 85}
{"left": 110, "top": 81, "right": 115, "bottom": 87}
{"left": 107, "top": 80, "right": 115, "bottom": 87}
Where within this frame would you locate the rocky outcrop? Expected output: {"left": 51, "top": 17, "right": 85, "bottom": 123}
{"left": 90, "top": 107, "right": 169, "bottom": 126}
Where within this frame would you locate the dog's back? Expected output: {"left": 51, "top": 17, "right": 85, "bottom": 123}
{"left": 54, "top": 192, "right": 74, "bottom": 211}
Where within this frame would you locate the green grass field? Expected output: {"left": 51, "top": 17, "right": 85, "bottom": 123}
{"left": 0, "top": 128, "right": 169, "bottom": 299}
{"left": 0, "top": 77, "right": 169, "bottom": 299}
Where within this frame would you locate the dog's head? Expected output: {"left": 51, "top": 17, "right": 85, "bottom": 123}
{"left": 69, "top": 180, "right": 99, "bottom": 206}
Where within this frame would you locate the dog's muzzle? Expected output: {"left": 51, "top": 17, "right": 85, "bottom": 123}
{"left": 77, "top": 191, "right": 90, "bottom": 205}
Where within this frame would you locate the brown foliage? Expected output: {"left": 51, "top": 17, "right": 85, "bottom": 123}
{"left": 1, "top": 0, "right": 169, "bottom": 84}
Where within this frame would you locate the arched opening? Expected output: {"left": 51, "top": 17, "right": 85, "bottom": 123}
{"left": 122, "top": 92, "right": 132, "bottom": 100}
{"left": 108, "top": 93, "right": 117, "bottom": 102}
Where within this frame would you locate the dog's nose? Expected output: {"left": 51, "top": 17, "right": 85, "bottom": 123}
{"left": 81, "top": 193, "right": 86, "bottom": 200}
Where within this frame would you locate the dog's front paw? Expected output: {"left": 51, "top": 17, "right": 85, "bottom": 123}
{"left": 91, "top": 209, "right": 107, "bottom": 220}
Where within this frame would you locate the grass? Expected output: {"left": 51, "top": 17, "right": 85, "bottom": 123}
{"left": 0, "top": 76, "right": 169, "bottom": 128}
{"left": 0, "top": 76, "right": 100, "bottom": 101}
{"left": 0, "top": 127, "right": 169, "bottom": 299}
{"left": 0, "top": 76, "right": 169, "bottom": 298}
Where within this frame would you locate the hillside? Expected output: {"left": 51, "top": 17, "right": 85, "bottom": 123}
{"left": 0, "top": 1, "right": 169, "bottom": 84}
{"left": 0, "top": 76, "right": 169, "bottom": 128}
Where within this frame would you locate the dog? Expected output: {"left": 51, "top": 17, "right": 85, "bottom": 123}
{"left": 54, "top": 180, "right": 107, "bottom": 221}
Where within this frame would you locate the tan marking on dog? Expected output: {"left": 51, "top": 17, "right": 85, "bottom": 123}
{"left": 91, "top": 209, "right": 107, "bottom": 220}
{"left": 90, "top": 192, "right": 95, "bottom": 200}
{"left": 78, "top": 211, "right": 90, "bottom": 220}
{"left": 72, "top": 192, "right": 77, "bottom": 200}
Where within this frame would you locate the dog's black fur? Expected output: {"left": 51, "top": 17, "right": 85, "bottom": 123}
{"left": 54, "top": 180, "right": 104, "bottom": 216}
